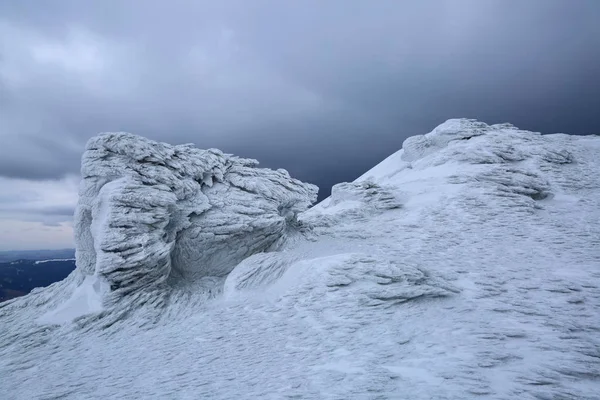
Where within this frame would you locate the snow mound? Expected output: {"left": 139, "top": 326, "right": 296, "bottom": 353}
{"left": 225, "top": 252, "right": 458, "bottom": 319}
{"left": 268, "top": 253, "right": 459, "bottom": 307}
{"left": 302, "top": 180, "right": 405, "bottom": 231}
{"left": 38, "top": 275, "right": 109, "bottom": 324}
{"left": 329, "top": 180, "right": 403, "bottom": 210}
{"left": 401, "top": 118, "right": 493, "bottom": 162}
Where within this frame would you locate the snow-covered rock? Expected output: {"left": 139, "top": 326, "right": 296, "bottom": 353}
{"left": 73, "top": 132, "right": 317, "bottom": 318}
{"left": 2, "top": 120, "right": 599, "bottom": 399}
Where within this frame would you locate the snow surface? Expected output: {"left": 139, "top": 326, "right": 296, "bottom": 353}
{"left": 38, "top": 275, "right": 109, "bottom": 325}
{"left": 34, "top": 258, "right": 76, "bottom": 264}
{"left": 1, "top": 119, "right": 599, "bottom": 399}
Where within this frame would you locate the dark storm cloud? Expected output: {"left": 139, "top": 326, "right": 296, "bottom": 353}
{"left": 0, "top": 0, "right": 599, "bottom": 199}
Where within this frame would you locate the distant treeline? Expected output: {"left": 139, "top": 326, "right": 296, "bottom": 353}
{"left": 0, "top": 249, "right": 75, "bottom": 263}
{"left": 0, "top": 257, "right": 76, "bottom": 302}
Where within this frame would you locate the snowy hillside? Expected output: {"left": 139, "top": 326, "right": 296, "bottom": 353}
{"left": 1, "top": 119, "right": 599, "bottom": 399}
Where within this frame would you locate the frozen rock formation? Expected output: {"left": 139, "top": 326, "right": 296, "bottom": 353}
{"left": 70, "top": 133, "right": 317, "bottom": 314}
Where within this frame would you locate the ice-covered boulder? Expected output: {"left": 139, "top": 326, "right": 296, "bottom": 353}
{"left": 72, "top": 132, "right": 317, "bottom": 310}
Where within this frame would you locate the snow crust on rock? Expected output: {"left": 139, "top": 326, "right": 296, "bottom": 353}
{"left": 2, "top": 119, "right": 599, "bottom": 399}
{"left": 72, "top": 132, "right": 316, "bottom": 320}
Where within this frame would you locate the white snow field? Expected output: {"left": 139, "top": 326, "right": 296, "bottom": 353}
{"left": 1, "top": 119, "right": 599, "bottom": 399}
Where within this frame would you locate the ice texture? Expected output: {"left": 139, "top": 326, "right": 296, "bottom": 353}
{"left": 70, "top": 132, "right": 317, "bottom": 314}
{"left": 1, "top": 120, "right": 599, "bottom": 399}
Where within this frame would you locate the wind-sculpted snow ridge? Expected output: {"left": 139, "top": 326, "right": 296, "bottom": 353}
{"left": 2, "top": 119, "right": 600, "bottom": 399}
{"left": 302, "top": 180, "right": 405, "bottom": 231}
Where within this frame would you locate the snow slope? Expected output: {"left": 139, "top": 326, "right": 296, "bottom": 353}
{"left": 1, "top": 119, "right": 599, "bottom": 399}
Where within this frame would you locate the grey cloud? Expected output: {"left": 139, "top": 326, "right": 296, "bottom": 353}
{"left": 0, "top": 135, "right": 82, "bottom": 180}
{"left": 38, "top": 206, "right": 76, "bottom": 217}
{"left": 0, "top": 192, "right": 38, "bottom": 204}
{"left": 42, "top": 221, "right": 63, "bottom": 227}
{"left": 0, "top": 0, "right": 598, "bottom": 202}
{"left": 0, "top": 176, "right": 76, "bottom": 226}
{"left": 0, "top": 204, "right": 75, "bottom": 220}
{"left": 0, "top": 213, "right": 73, "bottom": 227}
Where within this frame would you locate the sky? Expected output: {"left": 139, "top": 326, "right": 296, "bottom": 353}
{"left": 0, "top": 0, "right": 599, "bottom": 250}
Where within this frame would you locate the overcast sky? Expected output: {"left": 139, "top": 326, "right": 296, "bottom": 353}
{"left": 1, "top": 0, "right": 599, "bottom": 250}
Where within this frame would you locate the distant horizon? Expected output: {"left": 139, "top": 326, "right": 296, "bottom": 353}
{"left": 0, "top": 248, "right": 75, "bottom": 264}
